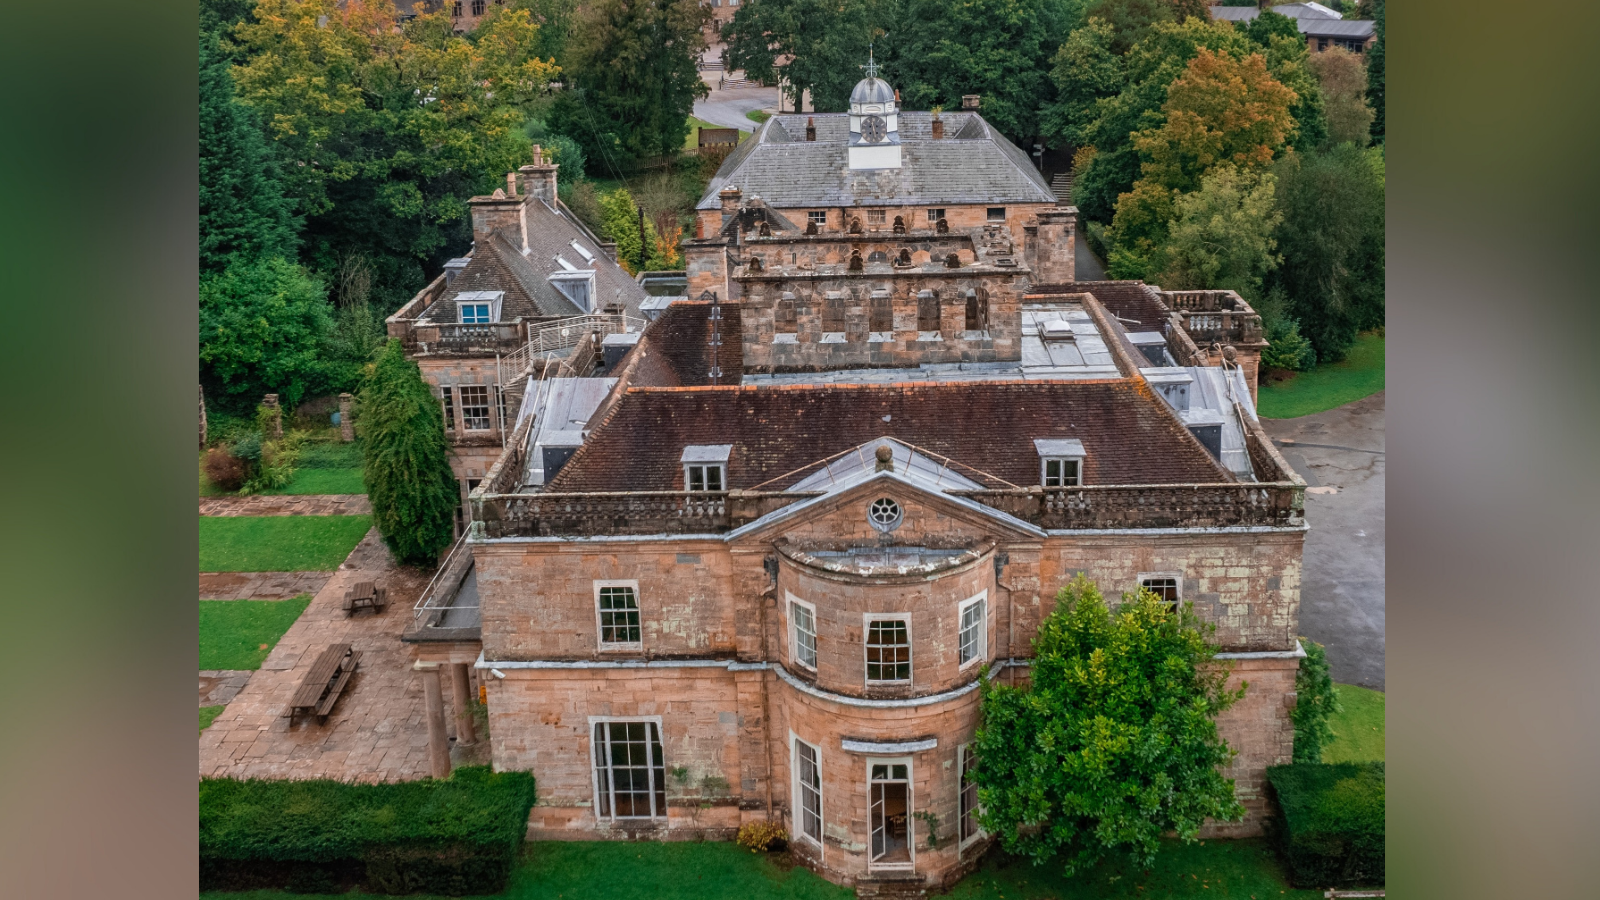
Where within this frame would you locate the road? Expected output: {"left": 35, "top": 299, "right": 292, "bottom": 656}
{"left": 1263, "top": 392, "right": 1386, "bottom": 690}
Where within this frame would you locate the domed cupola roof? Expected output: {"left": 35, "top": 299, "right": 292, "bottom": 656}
{"left": 850, "top": 76, "right": 896, "bottom": 106}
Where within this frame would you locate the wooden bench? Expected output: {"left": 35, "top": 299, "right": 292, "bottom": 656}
{"left": 342, "top": 581, "right": 389, "bottom": 616}
{"left": 285, "top": 643, "right": 361, "bottom": 724}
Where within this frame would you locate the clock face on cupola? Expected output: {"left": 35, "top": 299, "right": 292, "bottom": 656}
{"left": 846, "top": 49, "right": 903, "bottom": 169}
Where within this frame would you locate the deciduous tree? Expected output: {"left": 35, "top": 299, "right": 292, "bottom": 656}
{"left": 200, "top": 30, "right": 298, "bottom": 275}
{"left": 722, "top": 0, "right": 887, "bottom": 113}
{"left": 1365, "top": 0, "right": 1384, "bottom": 141}
{"left": 1268, "top": 143, "right": 1385, "bottom": 361}
{"left": 548, "top": 0, "right": 710, "bottom": 170}
{"left": 199, "top": 256, "right": 332, "bottom": 411}
{"left": 972, "top": 576, "right": 1245, "bottom": 874}
{"left": 1151, "top": 165, "right": 1281, "bottom": 300}
{"left": 1308, "top": 46, "right": 1374, "bottom": 146}
{"left": 233, "top": 0, "right": 557, "bottom": 306}
{"left": 359, "top": 340, "right": 460, "bottom": 566}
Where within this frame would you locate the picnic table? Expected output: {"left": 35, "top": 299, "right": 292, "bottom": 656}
{"left": 342, "top": 580, "right": 388, "bottom": 616}
{"left": 285, "top": 643, "right": 361, "bottom": 724}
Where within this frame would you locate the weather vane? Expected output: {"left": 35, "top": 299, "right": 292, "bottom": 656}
{"left": 861, "top": 42, "right": 879, "bottom": 80}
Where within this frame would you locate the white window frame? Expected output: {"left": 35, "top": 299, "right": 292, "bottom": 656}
{"left": 866, "top": 757, "right": 915, "bottom": 870}
{"left": 926, "top": 208, "right": 946, "bottom": 223}
{"left": 684, "top": 463, "right": 725, "bottom": 492}
{"left": 866, "top": 209, "right": 887, "bottom": 225}
{"left": 863, "top": 612, "right": 913, "bottom": 686}
{"left": 807, "top": 210, "right": 827, "bottom": 226}
{"left": 594, "top": 580, "right": 643, "bottom": 650}
{"left": 458, "top": 384, "right": 492, "bottom": 432}
{"left": 459, "top": 302, "right": 492, "bottom": 324}
{"left": 957, "top": 591, "right": 988, "bottom": 670}
{"left": 1041, "top": 457, "right": 1081, "bottom": 487}
{"left": 588, "top": 715, "right": 667, "bottom": 820}
{"left": 788, "top": 593, "right": 818, "bottom": 671}
{"left": 1137, "top": 572, "right": 1182, "bottom": 610}
{"left": 958, "top": 744, "right": 985, "bottom": 849}
{"left": 791, "top": 733, "right": 824, "bottom": 852}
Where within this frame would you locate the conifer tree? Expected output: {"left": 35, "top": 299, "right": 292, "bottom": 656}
{"left": 199, "top": 30, "right": 298, "bottom": 274}
{"left": 359, "top": 341, "right": 460, "bottom": 566}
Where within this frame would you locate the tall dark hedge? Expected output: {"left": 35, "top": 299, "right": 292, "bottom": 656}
{"left": 199, "top": 766, "right": 537, "bottom": 895}
{"left": 1267, "top": 762, "right": 1385, "bottom": 889}
{"left": 359, "top": 340, "right": 460, "bottom": 566}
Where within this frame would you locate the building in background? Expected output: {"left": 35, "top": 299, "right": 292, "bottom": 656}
{"left": 1210, "top": 3, "right": 1378, "bottom": 54}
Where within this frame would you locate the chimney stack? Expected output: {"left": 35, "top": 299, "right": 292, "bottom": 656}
{"left": 1033, "top": 206, "right": 1078, "bottom": 284}
{"left": 805, "top": 117, "right": 816, "bottom": 142}
{"left": 931, "top": 116, "right": 944, "bottom": 140}
{"left": 961, "top": 94, "right": 980, "bottom": 111}
{"left": 518, "top": 144, "right": 558, "bottom": 205}
{"left": 469, "top": 186, "right": 529, "bottom": 251}
{"left": 719, "top": 186, "right": 742, "bottom": 220}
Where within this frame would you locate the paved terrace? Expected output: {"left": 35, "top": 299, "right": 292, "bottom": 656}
{"left": 199, "top": 530, "right": 484, "bottom": 782}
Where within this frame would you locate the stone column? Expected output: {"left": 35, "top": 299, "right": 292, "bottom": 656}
{"left": 338, "top": 393, "right": 355, "bottom": 442}
{"left": 261, "top": 394, "right": 283, "bottom": 440}
{"left": 416, "top": 661, "right": 452, "bottom": 778}
{"left": 450, "top": 662, "right": 477, "bottom": 746}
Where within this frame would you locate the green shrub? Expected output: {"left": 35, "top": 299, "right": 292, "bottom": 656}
{"left": 199, "top": 766, "right": 536, "bottom": 895}
{"left": 1292, "top": 637, "right": 1341, "bottom": 762}
{"left": 1266, "top": 762, "right": 1384, "bottom": 888}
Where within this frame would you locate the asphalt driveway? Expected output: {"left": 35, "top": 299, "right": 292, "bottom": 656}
{"left": 1263, "top": 392, "right": 1386, "bottom": 690}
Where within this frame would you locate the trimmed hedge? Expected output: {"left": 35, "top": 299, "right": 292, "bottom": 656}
{"left": 1266, "top": 762, "right": 1384, "bottom": 889}
{"left": 200, "top": 766, "right": 536, "bottom": 895}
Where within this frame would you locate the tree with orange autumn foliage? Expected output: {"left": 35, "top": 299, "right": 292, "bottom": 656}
{"left": 1107, "top": 47, "right": 1296, "bottom": 276}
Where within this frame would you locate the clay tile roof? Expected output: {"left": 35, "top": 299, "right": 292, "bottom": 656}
{"left": 545, "top": 380, "right": 1230, "bottom": 493}
{"left": 624, "top": 301, "right": 746, "bottom": 388}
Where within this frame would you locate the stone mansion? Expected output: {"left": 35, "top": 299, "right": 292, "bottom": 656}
{"left": 392, "top": 70, "right": 1304, "bottom": 894}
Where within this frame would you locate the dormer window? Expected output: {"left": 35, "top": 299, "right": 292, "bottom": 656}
{"left": 549, "top": 269, "right": 596, "bottom": 312}
{"left": 681, "top": 444, "right": 732, "bottom": 492}
{"left": 1034, "top": 438, "right": 1085, "bottom": 487}
{"left": 454, "top": 290, "right": 503, "bottom": 324}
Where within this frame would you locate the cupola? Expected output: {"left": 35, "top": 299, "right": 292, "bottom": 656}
{"left": 847, "top": 49, "right": 902, "bottom": 170}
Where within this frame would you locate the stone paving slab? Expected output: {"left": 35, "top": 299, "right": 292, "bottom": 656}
{"left": 201, "top": 671, "right": 253, "bottom": 706}
{"left": 200, "top": 571, "right": 332, "bottom": 600}
{"left": 198, "top": 529, "right": 444, "bottom": 783}
{"left": 199, "top": 494, "right": 372, "bottom": 517}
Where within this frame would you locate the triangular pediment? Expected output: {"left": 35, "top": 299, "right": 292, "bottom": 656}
{"left": 726, "top": 469, "right": 1043, "bottom": 546}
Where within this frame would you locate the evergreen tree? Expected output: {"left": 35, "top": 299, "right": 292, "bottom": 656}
{"left": 548, "top": 0, "right": 710, "bottom": 170}
{"left": 359, "top": 341, "right": 460, "bottom": 566}
{"left": 973, "top": 576, "right": 1245, "bottom": 874}
{"left": 1366, "top": 0, "right": 1384, "bottom": 141}
{"left": 199, "top": 30, "right": 298, "bottom": 275}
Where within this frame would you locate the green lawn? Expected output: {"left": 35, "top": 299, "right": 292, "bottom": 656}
{"left": 747, "top": 109, "right": 773, "bottom": 125}
{"left": 200, "top": 705, "right": 226, "bottom": 733}
{"left": 1322, "top": 683, "right": 1385, "bottom": 763}
{"left": 199, "top": 515, "right": 372, "bottom": 572}
{"left": 199, "top": 596, "right": 312, "bottom": 669}
{"left": 199, "top": 837, "right": 1315, "bottom": 900}
{"left": 1258, "top": 331, "right": 1385, "bottom": 419}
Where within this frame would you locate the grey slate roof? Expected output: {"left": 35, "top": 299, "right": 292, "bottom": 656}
{"left": 421, "top": 198, "right": 648, "bottom": 323}
{"left": 696, "top": 112, "right": 1056, "bottom": 210}
{"left": 1209, "top": 3, "right": 1373, "bottom": 37}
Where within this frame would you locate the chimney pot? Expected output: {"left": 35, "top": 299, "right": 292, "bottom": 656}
{"left": 506, "top": 172, "right": 518, "bottom": 196}
{"left": 931, "top": 117, "right": 944, "bottom": 140}
{"left": 805, "top": 116, "right": 816, "bottom": 142}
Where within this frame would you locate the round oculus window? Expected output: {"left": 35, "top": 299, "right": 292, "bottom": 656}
{"left": 868, "top": 497, "right": 902, "bottom": 531}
